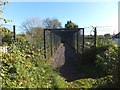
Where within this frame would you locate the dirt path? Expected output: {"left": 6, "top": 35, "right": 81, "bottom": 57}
{"left": 51, "top": 43, "right": 84, "bottom": 82}
{"left": 51, "top": 43, "right": 65, "bottom": 68}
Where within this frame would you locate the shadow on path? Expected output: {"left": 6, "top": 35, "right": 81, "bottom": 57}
{"left": 52, "top": 43, "right": 106, "bottom": 82}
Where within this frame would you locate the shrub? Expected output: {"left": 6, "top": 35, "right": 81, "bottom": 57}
{"left": 0, "top": 27, "right": 13, "bottom": 45}
{"left": 2, "top": 34, "right": 13, "bottom": 45}
{"left": 1, "top": 34, "right": 70, "bottom": 88}
{"left": 96, "top": 38, "right": 119, "bottom": 87}
{"left": 112, "top": 47, "right": 120, "bottom": 88}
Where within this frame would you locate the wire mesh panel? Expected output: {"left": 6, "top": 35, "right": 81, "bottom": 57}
{"left": 96, "top": 26, "right": 113, "bottom": 35}
{"left": 69, "top": 30, "right": 78, "bottom": 52}
{"left": 67, "top": 31, "right": 76, "bottom": 50}
{"left": 96, "top": 26, "right": 113, "bottom": 44}
{"left": 44, "top": 29, "right": 61, "bottom": 60}
{"left": 44, "top": 28, "right": 86, "bottom": 59}
{"left": 84, "top": 26, "right": 95, "bottom": 50}
{"left": 64, "top": 28, "right": 84, "bottom": 54}
{"left": 45, "top": 30, "right": 51, "bottom": 59}
{"left": 78, "top": 28, "right": 84, "bottom": 54}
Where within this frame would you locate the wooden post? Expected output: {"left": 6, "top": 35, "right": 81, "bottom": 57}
{"left": 44, "top": 29, "right": 46, "bottom": 59}
{"left": 13, "top": 25, "right": 16, "bottom": 42}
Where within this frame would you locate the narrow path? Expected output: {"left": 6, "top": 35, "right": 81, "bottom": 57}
{"left": 51, "top": 43, "right": 107, "bottom": 82}
{"left": 51, "top": 43, "right": 84, "bottom": 82}
{"left": 51, "top": 43, "right": 65, "bottom": 69}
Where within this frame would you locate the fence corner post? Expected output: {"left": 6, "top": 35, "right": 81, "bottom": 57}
{"left": 44, "top": 29, "right": 46, "bottom": 59}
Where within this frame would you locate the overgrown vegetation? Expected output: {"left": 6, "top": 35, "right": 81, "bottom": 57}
{"left": 0, "top": 27, "right": 13, "bottom": 46}
{"left": 0, "top": 33, "right": 102, "bottom": 88}
{"left": 96, "top": 38, "right": 119, "bottom": 88}
{"left": 65, "top": 20, "right": 78, "bottom": 29}
{"left": 0, "top": 1, "right": 119, "bottom": 87}
{"left": 1, "top": 34, "right": 67, "bottom": 88}
{"left": 1, "top": 27, "right": 119, "bottom": 88}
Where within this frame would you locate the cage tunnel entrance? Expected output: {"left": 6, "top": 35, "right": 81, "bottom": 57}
{"left": 44, "top": 28, "right": 84, "bottom": 59}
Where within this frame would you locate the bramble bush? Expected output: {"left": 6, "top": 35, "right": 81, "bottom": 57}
{"left": 96, "top": 41, "right": 118, "bottom": 74}
{"left": 0, "top": 27, "right": 13, "bottom": 46}
{"left": 113, "top": 47, "right": 120, "bottom": 88}
{"left": 96, "top": 38, "right": 119, "bottom": 87}
{"left": 1, "top": 33, "right": 119, "bottom": 88}
{"left": 1, "top": 34, "right": 69, "bottom": 88}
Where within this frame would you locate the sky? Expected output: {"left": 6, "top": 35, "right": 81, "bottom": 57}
{"left": 2, "top": 2, "right": 118, "bottom": 34}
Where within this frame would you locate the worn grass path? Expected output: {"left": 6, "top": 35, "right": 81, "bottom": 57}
{"left": 51, "top": 43, "right": 85, "bottom": 81}
{"left": 50, "top": 43, "right": 106, "bottom": 82}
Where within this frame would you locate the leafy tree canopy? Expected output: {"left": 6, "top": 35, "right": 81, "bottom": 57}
{"left": 22, "top": 17, "right": 62, "bottom": 35}
{"left": 22, "top": 17, "right": 42, "bottom": 35}
{"left": 65, "top": 20, "right": 78, "bottom": 29}
{"left": 42, "top": 17, "right": 62, "bottom": 29}
{"left": 0, "top": 0, "right": 11, "bottom": 24}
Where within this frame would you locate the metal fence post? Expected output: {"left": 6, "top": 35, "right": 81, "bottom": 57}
{"left": 44, "top": 29, "right": 46, "bottom": 59}
{"left": 94, "top": 27, "right": 97, "bottom": 47}
{"left": 82, "top": 28, "right": 85, "bottom": 65}
{"left": 13, "top": 25, "right": 16, "bottom": 42}
{"left": 50, "top": 32, "right": 53, "bottom": 57}
{"left": 82, "top": 28, "right": 84, "bottom": 53}
{"left": 77, "top": 30, "right": 78, "bottom": 54}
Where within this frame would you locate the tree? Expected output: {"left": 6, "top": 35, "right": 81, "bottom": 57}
{"left": 21, "top": 17, "right": 44, "bottom": 51}
{"left": 21, "top": 17, "right": 62, "bottom": 51}
{"left": 0, "top": 0, "right": 11, "bottom": 24}
{"left": 42, "top": 18, "right": 62, "bottom": 29}
{"left": 21, "top": 17, "right": 42, "bottom": 35}
{"left": 22, "top": 17, "right": 62, "bottom": 34}
{"left": 65, "top": 20, "right": 78, "bottom": 29}
{"left": 30, "top": 27, "right": 44, "bottom": 48}
{"left": 104, "top": 33, "right": 111, "bottom": 39}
